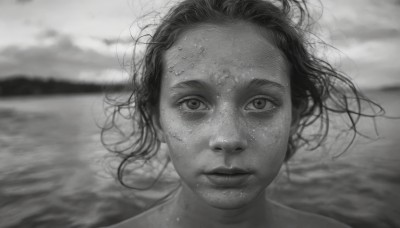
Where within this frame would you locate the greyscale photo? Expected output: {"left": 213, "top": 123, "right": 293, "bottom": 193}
{"left": 0, "top": 0, "right": 399, "bottom": 228}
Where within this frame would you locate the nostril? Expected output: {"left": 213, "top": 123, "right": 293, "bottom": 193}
{"left": 235, "top": 147, "right": 244, "bottom": 152}
{"left": 211, "top": 144, "right": 246, "bottom": 153}
{"left": 209, "top": 134, "right": 248, "bottom": 153}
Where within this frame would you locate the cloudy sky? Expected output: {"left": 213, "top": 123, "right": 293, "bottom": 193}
{"left": 0, "top": 0, "right": 399, "bottom": 88}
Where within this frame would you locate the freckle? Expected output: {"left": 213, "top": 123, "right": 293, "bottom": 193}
{"left": 199, "top": 46, "right": 205, "bottom": 54}
{"left": 174, "top": 70, "right": 185, "bottom": 76}
{"left": 178, "top": 46, "right": 183, "bottom": 50}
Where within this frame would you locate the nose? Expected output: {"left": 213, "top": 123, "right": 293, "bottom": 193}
{"left": 208, "top": 110, "right": 248, "bottom": 154}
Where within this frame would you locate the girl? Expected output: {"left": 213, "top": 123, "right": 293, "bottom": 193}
{"left": 102, "top": 0, "right": 383, "bottom": 227}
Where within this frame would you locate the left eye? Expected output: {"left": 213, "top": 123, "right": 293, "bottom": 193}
{"left": 245, "top": 98, "right": 275, "bottom": 111}
{"left": 180, "top": 98, "right": 208, "bottom": 111}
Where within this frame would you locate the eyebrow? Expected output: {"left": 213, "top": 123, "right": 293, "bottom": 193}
{"left": 170, "top": 80, "right": 209, "bottom": 91}
{"left": 170, "top": 78, "right": 286, "bottom": 92}
{"left": 246, "top": 78, "right": 286, "bottom": 90}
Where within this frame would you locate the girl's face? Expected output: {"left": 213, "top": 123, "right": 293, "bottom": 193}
{"left": 157, "top": 22, "right": 293, "bottom": 209}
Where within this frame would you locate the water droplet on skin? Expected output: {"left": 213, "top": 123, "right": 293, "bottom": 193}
{"left": 174, "top": 70, "right": 185, "bottom": 76}
{"left": 249, "top": 134, "right": 255, "bottom": 141}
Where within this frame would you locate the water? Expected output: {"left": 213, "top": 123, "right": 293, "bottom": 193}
{"left": 0, "top": 91, "right": 399, "bottom": 228}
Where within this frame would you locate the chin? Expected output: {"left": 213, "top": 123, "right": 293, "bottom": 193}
{"left": 199, "top": 188, "right": 261, "bottom": 210}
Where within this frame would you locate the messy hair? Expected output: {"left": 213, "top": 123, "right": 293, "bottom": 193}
{"left": 101, "top": 0, "right": 384, "bottom": 188}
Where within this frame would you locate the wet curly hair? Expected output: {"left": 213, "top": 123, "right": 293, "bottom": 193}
{"left": 101, "top": 0, "right": 384, "bottom": 188}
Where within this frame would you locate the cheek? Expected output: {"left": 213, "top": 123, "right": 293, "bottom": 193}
{"left": 160, "top": 109, "right": 198, "bottom": 158}
{"left": 249, "top": 112, "right": 291, "bottom": 162}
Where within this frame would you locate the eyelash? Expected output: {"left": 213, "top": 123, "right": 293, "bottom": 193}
{"left": 177, "top": 96, "right": 278, "bottom": 112}
{"left": 244, "top": 96, "right": 278, "bottom": 112}
{"left": 178, "top": 97, "right": 209, "bottom": 111}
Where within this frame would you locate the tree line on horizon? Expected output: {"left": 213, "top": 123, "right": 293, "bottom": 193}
{"left": 0, "top": 76, "right": 129, "bottom": 97}
{"left": 0, "top": 75, "right": 398, "bottom": 97}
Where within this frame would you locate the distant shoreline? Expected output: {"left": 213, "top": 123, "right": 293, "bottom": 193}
{"left": 380, "top": 85, "right": 400, "bottom": 92}
{"left": 0, "top": 76, "right": 128, "bottom": 97}
{"left": 1, "top": 76, "right": 399, "bottom": 97}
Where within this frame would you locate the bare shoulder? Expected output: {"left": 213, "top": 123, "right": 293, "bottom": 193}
{"left": 102, "top": 202, "right": 170, "bottom": 228}
{"left": 268, "top": 200, "right": 351, "bottom": 228}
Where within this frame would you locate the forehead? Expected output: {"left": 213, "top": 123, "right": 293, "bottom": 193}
{"left": 163, "top": 21, "right": 289, "bottom": 86}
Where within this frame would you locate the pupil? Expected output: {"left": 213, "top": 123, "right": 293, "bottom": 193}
{"left": 188, "top": 100, "right": 200, "bottom": 109}
{"left": 254, "top": 99, "right": 265, "bottom": 109}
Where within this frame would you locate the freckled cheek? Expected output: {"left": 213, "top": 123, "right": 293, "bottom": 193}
{"left": 249, "top": 115, "right": 291, "bottom": 157}
{"left": 162, "top": 120, "right": 206, "bottom": 176}
{"left": 160, "top": 112, "right": 204, "bottom": 157}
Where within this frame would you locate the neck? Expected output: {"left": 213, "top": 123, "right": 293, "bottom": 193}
{"left": 167, "top": 185, "right": 272, "bottom": 228}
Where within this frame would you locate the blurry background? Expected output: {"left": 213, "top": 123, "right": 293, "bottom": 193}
{"left": 0, "top": 0, "right": 399, "bottom": 227}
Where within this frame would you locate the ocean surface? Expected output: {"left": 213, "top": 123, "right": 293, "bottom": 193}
{"left": 0, "top": 90, "right": 399, "bottom": 228}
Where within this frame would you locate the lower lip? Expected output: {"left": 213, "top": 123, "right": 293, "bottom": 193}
{"left": 205, "top": 173, "right": 251, "bottom": 187}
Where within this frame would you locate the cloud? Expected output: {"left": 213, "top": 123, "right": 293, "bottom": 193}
{"left": 0, "top": 35, "right": 125, "bottom": 82}
{"left": 101, "top": 37, "right": 132, "bottom": 46}
{"left": 321, "top": 0, "right": 400, "bottom": 40}
{"left": 330, "top": 24, "right": 400, "bottom": 43}
{"left": 317, "top": 0, "right": 400, "bottom": 88}
{"left": 16, "top": 0, "right": 33, "bottom": 4}
{"left": 36, "top": 29, "right": 60, "bottom": 39}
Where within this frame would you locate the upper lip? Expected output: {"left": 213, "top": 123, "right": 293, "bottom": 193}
{"left": 205, "top": 167, "right": 252, "bottom": 175}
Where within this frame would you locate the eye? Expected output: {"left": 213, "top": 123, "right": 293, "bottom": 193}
{"left": 180, "top": 98, "right": 208, "bottom": 111}
{"left": 245, "top": 97, "right": 276, "bottom": 111}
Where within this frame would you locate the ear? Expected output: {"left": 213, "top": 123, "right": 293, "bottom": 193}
{"left": 152, "top": 112, "right": 166, "bottom": 143}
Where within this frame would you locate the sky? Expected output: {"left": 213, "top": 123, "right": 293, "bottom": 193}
{"left": 0, "top": 0, "right": 399, "bottom": 88}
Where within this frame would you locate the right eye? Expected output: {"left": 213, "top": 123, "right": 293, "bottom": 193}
{"left": 179, "top": 98, "right": 208, "bottom": 111}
